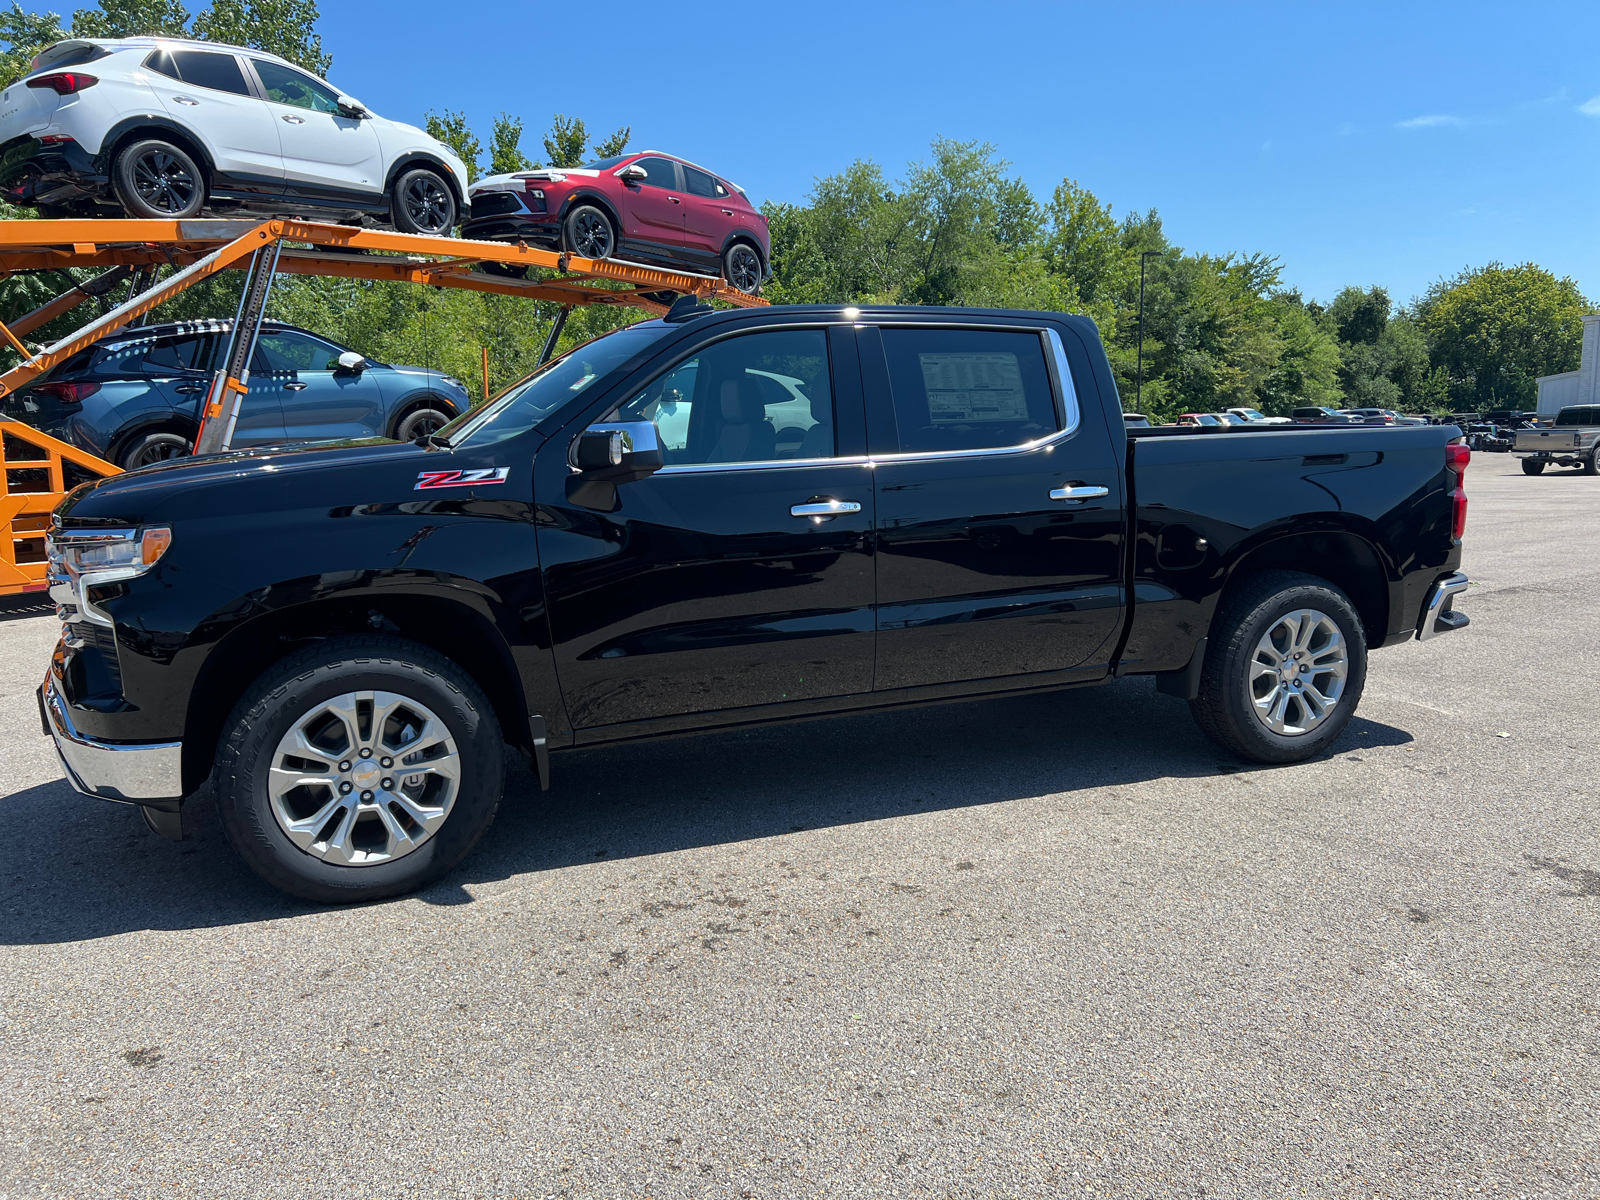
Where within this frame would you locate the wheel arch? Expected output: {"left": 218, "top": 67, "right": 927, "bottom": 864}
{"left": 556, "top": 190, "right": 625, "bottom": 240}
{"left": 384, "top": 391, "right": 461, "bottom": 440}
{"left": 383, "top": 153, "right": 467, "bottom": 213}
{"left": 1217, "top": 528, "right": 1394, "bottom": 648}
{"left": 718, "top": 229, "right": 768, "bottom": 271}
{"left": 95, "top": 117, "right": 215, "bottom": 183}
{"left": 106, "top": 413, "right": 199, "bottom": 469}
{"left": 181, "top": 585, "right": 532, "bottom": 795}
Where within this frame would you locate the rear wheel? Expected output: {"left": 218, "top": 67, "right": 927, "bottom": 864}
{"left": 1522, "top": 458, "right": 1546, "bottom": 475}
{"left": 395, "top": 405, "right": 451, "bottom": 442}
{"left": 723, "top": 242, "right": 763, "bottom": 294}
{"left": 112, "top": 139, "right": 204, "bottom": 219}
{"left": 563, "top": 205, "right": 616, "bottom": 260}
{"left": 1189, "top": 571, "right": 1367, "bottom": 764}
{"left": 390, "top": 168, "right": 456, "bottom": 235}
{"left": 214, "top": 636, "right": 504, "bottom": 903}
{"left": 119, "top": 430, "right": 191, "bottom": 470}
{"left": 1585, "top": 450, "right": 1600, "bottom": 476}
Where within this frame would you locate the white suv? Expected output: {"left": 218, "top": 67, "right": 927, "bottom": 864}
{"left": 0, "top": 37, "right": 470, "bottom": 233}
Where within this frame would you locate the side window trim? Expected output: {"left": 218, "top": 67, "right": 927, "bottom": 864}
{"left": 861, "top": 321, "right": 1086, "bottom": 464}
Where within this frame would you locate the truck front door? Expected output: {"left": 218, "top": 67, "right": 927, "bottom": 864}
{"left": 859, "top": 322, "right": 1125, "bottom": 692}
{"left": 536, "top": 325, "right": 875, "bottom": 734}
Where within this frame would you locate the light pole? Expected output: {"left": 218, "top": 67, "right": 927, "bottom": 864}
{"left": 1136, "top": 250, "right": 1161, "bottom": 409}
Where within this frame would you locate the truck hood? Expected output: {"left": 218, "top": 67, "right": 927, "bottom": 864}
{"left": 57, "top": 437, "right": 432, "bottom": 525}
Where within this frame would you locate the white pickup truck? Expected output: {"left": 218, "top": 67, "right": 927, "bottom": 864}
{"left": 1516, "top": 404, "right": 1600, "bottom": 475}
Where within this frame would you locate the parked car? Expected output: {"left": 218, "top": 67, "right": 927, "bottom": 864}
{"left": 1225, "top": 406, "right": 1291, "bottom": 425}
{"left": 1341, "top": 408, "right": 1397, "bottom": 424}
{"left": 1292, "top": 407, "right": 1356, "bottom": 424}
{"left": 0, "top": 37, "right": 471, "bottom": 232}
{"left": 1174, "top": 412, "right": 1224, "bottom": 429}
{"left": 1, "top": 319, "right": 468, "bottom": 468}
{"left": 1483, "top": 409, "right": 1536, "bottom": 429}
{"left": 41, "top": 303, "right": 1472, "bottom": 902}
{"left": 462, "top": 151, "right": 771, "bottom": 293}
{"left": 1123, "top": 412, "right": 1151, "bottom": 428}
{"left": 1515, "top": 404, "right": 1600, "bottom": 475}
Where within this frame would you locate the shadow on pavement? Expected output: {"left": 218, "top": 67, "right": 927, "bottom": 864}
{"left": 0, "top": 677, "right": 1413, "bottom": 944}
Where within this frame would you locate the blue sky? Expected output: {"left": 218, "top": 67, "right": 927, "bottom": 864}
{"left": 43, "top": 0, "right": 1600, "bottom": 306}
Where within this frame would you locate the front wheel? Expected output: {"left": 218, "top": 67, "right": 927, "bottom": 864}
{"left": 1522, "top": 458, "right": 1546, "bottom": 476}
{"left": 394, "top": 405, "right": 451, "bottom": 442}
{"left": 1188, "top": 571, "right": 1367, "bottom": 764}
{"left": 390, "top": 168, "right": 457, "bottom": 235}
{"left": 723, "top": 242, "right": 763, "bottom": 294}
{"left": 563, "top": 204, "right": 616, "bottom": 260}
{"left": 112, "top": 138, "right": 205, "bottom": 219}
{"left": 214, "top": 636, "right": 504, "bottom": 903}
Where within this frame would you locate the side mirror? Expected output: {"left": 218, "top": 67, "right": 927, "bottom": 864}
{"left": 568, "top": 420, "right": 663, "bottom": 509}
{"left": 618, "top": 164, "right": 648, "bottom": 184}
{"left": 336, "top": 95, "right": 368, "bottom": 118}
{"left": 335, "top": 351, "right": 366, "bottom": 373}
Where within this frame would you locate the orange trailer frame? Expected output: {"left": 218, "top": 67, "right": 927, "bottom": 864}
{"left": 0, "top": 217, "right": 767, "bottom": 595}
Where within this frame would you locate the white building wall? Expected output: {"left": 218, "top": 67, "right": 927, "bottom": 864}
{"left": 1535, "top": 314, "right": 1600, "bottom": 417}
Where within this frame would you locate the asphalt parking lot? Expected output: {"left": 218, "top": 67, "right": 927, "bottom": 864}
{"left": 1, "top": 462, "right": 1596, "bottom": 1199}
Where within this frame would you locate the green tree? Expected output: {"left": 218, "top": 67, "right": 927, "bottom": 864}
{"left": 424, "top": 109, "right": 481, "bottom": 183}
{"left": 1413, "top": 263, "right": 1591, "bottom": 408}
{"left": 542, "top": 114, "right": 587, "bottom": 168}
{"left": 0, "top": 2, "right": 65, "bottom": 91}
{"left": 593, "top": 125, "right": 630, "bottom": 159}
{"left": 191, "top": 0, "right": 330, "bottom": 75}
{"left": 71, "top": 0, "right": 188, "bottom": 37}
{"left": 487, "top": 113, "right": 531, "bottom": 176}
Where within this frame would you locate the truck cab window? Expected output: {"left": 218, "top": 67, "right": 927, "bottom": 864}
{"left": 877, "top": 328, "right": 1059, "bottom": 453}
{"left": 612, "top": 329, "right": 835, "bottom": 465}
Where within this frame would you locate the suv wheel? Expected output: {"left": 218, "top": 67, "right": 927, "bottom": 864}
{"left": 1522, "top": 458, "right": 1545, "bottom": 475}
{"left": 1188, "top": 570, "right": 1368, "bottom": 764}
{"left": 120, "top": 430, "right": 191, "bottom": 470}
{"left": 1585, "top": 450, "right": 1600, "bottom": 476}
{"left": 390, "top": 168, "right": 456, "bottom": 235}
{"left": 214, "top": 636, "right": 504, "bottom": 903}
{"left": 563, "top": 205, "right": 616, "bottom": 260}
{"left": 112, "top": 139, "right": 205, "bottom": 219}
{"left": 723, "top": 242, "right": 762, "bottom": 294}
{"left": 395, "top": 405, "right": 451, "bottom": 442}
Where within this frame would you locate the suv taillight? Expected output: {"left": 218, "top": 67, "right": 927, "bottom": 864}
{"left": 27, "top": 71, "right": 98, "bottom": 95}
{"left": 1445, "top": 442, "right": 1469, "bottom": 540}
{"left": 34, "top": 380, "right": 99, "bottom": 405}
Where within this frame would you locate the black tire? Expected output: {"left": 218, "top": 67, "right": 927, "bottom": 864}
{"left": 394, "top": 405, "right": 451, "bottom": 442}
{"left": 1522, "top": 458, "right": 1546, "bottom": 476}
{"left": 214, "top": 636, "right": 504, "bottom": 903}
{"left": 390, "top": 168, "right": 457, "bottom": 235}
{"left": 112, "top": 138, "right": 205, "bottom": 219}
{"left": 723, "top": 241, "right": 763, "bottom": 294}
{"left": 1584, "top": 450, "right": 1600, "bottom": 476}
{"left": 1188, "top": 570, "right": 1368, "bottom": 764}
{"left": 563, "top": 204, "right": 616, "bottom": 259}
{"left": 119, "top": 430, "right": 191, "bottom": 470}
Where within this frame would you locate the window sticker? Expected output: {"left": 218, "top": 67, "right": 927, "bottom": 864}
{"left": 918, "top": 352, "right": 1028, "bottom": 423}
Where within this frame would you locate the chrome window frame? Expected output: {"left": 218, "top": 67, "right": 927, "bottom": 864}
{"left": 601, "top": 319, "right": 1086, "bottom": 478}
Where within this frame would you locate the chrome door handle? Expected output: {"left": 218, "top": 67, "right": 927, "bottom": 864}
{"left": 668, "top": 195, "right": 681, "bottom": 204}
{"left": 173, "top": 384, "right": 204, "bottom": 394}
{"left": 791, "top": 499, "right": 861, "bottom": 521}
{"left": 720, "top": 208, "right": 734, "bottom": 216}
{"left": 282, "top": 114, "right": 305, "bottom": 124}
{"left": 172, "top": 95, "right": 199, "bottom": 106}
{"left": 1049, "top": 485, "right": 1110, "bottom": 503}
{"left": 285, "top": 381, "right": 309, "bottom": 390}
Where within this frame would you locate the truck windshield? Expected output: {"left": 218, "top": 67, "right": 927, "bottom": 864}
{"left": 436, "top": 323, "right": 671, "bottom": 447}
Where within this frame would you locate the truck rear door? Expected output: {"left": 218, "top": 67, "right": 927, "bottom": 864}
{"left": 858, "top": 321, "right": 1126, "bottom": 691}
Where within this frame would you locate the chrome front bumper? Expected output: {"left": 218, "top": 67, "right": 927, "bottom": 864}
{"left": 39, "top": 673, "right": 182, "bottom": 802}
{"left": 1416, "top": 571, "right": 1470, "bottom": 641}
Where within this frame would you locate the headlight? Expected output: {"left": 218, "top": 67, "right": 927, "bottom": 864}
{"left": 46, "top": 525, "right": 172, "bottom": 625}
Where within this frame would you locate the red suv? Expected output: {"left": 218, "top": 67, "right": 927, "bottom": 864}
{"left": 462, "top": 151, "right": 770, "bottom": 294}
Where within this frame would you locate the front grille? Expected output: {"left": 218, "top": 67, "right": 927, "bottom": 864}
{"left": 470, "top": 191, "right": 525, "bottom": 218}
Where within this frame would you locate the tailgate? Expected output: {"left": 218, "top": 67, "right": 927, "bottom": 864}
{"left": 1515, "top": 429, "right": 1579, "bottom": 451}
{"left": 0, "top": 79, "right": 60, "bottom": 142}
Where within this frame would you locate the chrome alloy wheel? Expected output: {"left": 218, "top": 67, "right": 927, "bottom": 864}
{"left": 268, "top": 690, "right": 460, "bottom": 867}
{"left": 1248, "top": 608, "right": 1349, "bottom": 736}
{"left": 132, "top": 148, "right": 198, "bottom": 214}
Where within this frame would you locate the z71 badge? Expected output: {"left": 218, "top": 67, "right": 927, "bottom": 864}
{"left": 415, "top": 467, "right": 510, "bottom": 490}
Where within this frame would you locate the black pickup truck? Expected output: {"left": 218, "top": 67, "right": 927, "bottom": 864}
{"left": 40, "top": 304, "right": 1472, "bottom": 902}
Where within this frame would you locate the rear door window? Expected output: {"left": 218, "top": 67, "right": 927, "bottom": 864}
{"left": 876, "top": 328, "right": 1060, "bottom": 454}
{"left": 682, "top": 166, "right": 720, "bottom": 198}
{"left": 157, "top": 49, "right": 252, "bottom": 96}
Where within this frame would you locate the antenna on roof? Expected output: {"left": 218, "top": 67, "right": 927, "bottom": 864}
{"left": 663, "top": 294, "right": 713, "bottom": 323}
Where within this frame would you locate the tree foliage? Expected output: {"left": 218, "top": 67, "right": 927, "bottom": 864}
{"left": 487, "top": 113, "right": 530, "bottom": 177}
{"left": 1412, "top": 263, "right": 1590, "bottom": 409}
{"left": 541, "top": 114, "right": 629, "bottom": 168}
{"left": 190, "top": 0, "right": 328, "bottom": 74}
{"left": 423, "top": 109, "right": 480, "bottom": 183}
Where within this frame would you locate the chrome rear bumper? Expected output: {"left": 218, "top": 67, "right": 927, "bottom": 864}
{"left": 39, "top": 673, "right": 182, "bottom": 802}
{"left": 1417, "top": 571, "right": 1470, "bottom": 641}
